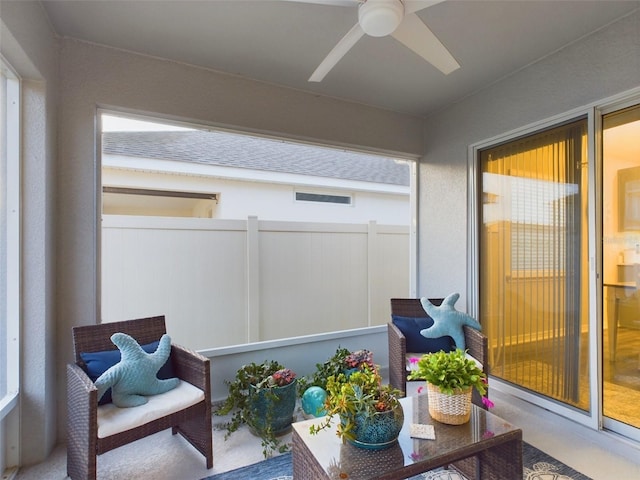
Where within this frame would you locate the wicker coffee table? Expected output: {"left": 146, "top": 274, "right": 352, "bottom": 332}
{"left": 292, "top": 393, "right": 522, "bottom": 480}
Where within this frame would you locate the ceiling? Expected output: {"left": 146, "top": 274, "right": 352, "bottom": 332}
{"left": 40, "top": 0, "right": 640, "bottom": 118}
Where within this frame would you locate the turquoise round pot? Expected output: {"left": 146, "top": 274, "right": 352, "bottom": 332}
{"left": 301, "top": 386, "right": 328, "bottom": 417}
{"left": 248, "top": 379, "right": 297, "bottom": 436}
{"left": 342, "top": 403, "right": 404, "bottom": 450}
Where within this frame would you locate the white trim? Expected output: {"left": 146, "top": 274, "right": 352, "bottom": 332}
{"left": 1, "top": 55, "right": 21, "bottom": 474}
{"left": 0, "top": 393, "right": 18, "bottom": 422}
{"left": 4, "top": 60, "right": 20, "bottom": 401}
{"left": 467, "top": 144, "right": 479, "bottom": 317}
{"left": 491, "top": 378, "right": 594, "bottom": 426}
{"left": 587, "top": 105, "right": 602, "bottom": 432}
{"left": 199, "top": 324, "right": 386, "bottom": 357}
{"left": 410, "top": 159, "right": 418, "bottom": 296}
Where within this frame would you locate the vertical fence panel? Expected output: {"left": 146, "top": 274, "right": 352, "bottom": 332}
{"left": 102, "top": 216, "right": 409, "bottom": 350}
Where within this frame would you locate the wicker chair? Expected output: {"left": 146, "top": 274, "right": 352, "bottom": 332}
{"left": 66, "top": 315, "right": 213, "bottom": 480}
{"left": 388, "top": 298, "right": 489, "bottom": 408}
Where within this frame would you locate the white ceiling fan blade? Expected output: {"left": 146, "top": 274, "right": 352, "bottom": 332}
{"left": 309, "top": 23, "right": 365, "bottom": 82}
{"left": 391, "top": 12, "right": 460, "bottom": 74}
{"left": 404, "top": 0, "right": 446, "bottom": 15}
{"left": 279, "top": 0, "right": 359, "bottom": 7}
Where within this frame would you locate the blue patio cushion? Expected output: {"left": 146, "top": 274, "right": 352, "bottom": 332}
{"left": 391, "top": 315, "right": 455, "bottom": 353}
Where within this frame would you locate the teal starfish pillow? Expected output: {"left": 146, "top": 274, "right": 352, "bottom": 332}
{"left": 94, "top": 332, "right": 179, "bottom": 408}
{"left": 419, "top": 293, "right": 481, "bottom": 350}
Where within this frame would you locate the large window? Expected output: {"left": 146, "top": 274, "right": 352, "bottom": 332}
{"left": 100, "top": 112, "right": 413, "bottom": 350}
{"left": 0, "top": 58, "right": 20, "bottom": 473}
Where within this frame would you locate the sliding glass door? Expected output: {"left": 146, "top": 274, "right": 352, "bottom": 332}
{"left": 602, "top": 104, "right": 640, "bottom": 431}
{"left": 478, "top": 119, "right": 590, "bottom": 410}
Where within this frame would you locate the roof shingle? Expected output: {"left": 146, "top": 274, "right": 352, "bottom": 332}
{"left": 102, "top": 130, "right": 410, "bottom": 186}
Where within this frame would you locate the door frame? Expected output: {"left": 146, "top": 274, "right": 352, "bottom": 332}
{"left": 597, "top": 94, "right": 640, "bottom": 442}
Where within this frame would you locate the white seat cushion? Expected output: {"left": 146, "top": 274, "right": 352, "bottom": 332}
{"left": 97, "top": 380, "right": 204, "bottom": 438}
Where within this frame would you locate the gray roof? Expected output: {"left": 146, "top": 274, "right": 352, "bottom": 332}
{"left": 102, "top": 131, "right": 410, "bottom": 186}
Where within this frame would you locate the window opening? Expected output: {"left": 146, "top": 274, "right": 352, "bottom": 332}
{"left": 100, "top": 111, "right": 412, "bottom": 349}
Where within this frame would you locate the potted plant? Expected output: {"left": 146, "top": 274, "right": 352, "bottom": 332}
{"left": 214, "top": 360, "right": 297, "bottom": 457}
{"left": 299, "top": 347, "right": 374, "bottom": 393}
{"left": 408, "top": 348, "right": 488, "bottom": 425}
{"left": 309, "top": 362, "right": 404, "bottom": 450}
{"left": 298, "top": 347, "right": 374, "bottom": 417}
{"left": 299, "top": 347, "right": 375, "bottom": 417}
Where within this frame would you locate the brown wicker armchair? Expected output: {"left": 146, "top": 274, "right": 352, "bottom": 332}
{"left": 66, "top": 315, "right": 213, "bottom": 480}
{"left": 388, "top": 298, "right": 489, "bottom": 408}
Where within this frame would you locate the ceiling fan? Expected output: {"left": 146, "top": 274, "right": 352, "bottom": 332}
{"left": 285, "top": 0, "right": 460, "bottom": 82}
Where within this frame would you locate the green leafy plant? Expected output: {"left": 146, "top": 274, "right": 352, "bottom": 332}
{"left": 309, "top": 364, "right": 402, "bottom": 442}
{"left": 298, "top": 347, "right": 373, "bottom": 394}
{"left": 408, "top": 349, "right": 487, "bottom": 396}
{"left": 214, "top": 360, "right": 296, "bottom": 457}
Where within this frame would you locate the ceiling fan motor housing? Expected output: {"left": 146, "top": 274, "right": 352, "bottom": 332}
{"left": 358, "top": 0, "right": 405, "bottom": 37}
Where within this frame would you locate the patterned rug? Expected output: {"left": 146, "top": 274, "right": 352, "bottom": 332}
{"left": 203, "top": 441, "right": 592, "bottom": 479}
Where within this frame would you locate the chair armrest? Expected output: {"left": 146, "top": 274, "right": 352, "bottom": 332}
{"left": 67, "top": 363, "right": 98, "bottom": 468}
{"left": 462, "top": 326, "right": 489, "bottom": 374}
{"left": 388, "top": 321, "right": 406, "bottom": 352}
{"left": 462, "top": 326, "right": 490, "bottom": 409}
{"left": 67, "top": 362, "right": 98, "bottom": 407}
{"left": 170, "top": 344, "right": 211, "bottom": 394}
{"left": 387, "top": 322, "right": 407, "bottom": 395}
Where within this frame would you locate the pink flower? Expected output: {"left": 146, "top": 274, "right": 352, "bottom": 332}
{"left": 482, "top": 430, "right": 495, "bottom": 439}
{"left": 344, "top": 349, "right": 374, "bottom": 369}
{"left": 417, "top": 385, "right": 424, "bottom": 394}
{"left": 409, "top": 357, "right": 420, "bottom": 365}
{"left": 482, "top": 396, "right": 495, "bottom": 409}
{"left": 271, "top": 368, "right": 296, "bottom": 387}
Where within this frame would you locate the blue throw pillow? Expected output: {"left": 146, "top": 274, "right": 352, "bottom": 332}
{"left": 391, "top": 315, "right": 455, "bottom": 353}
{"left": 80, "top": 340, "right": 175, "bottom": 405}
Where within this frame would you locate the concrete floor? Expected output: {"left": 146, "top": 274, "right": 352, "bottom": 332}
{"left": 13, "top": 383, "right": 640, "bottom": 480}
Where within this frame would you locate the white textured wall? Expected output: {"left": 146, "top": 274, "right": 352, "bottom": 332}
{"left": 418, "top": 10, "right": 640, "bottom": 309}
{"left": 0, "top": 1, "right": 59, "bottom": 467}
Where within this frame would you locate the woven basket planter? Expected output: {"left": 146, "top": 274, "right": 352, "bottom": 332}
{"left": 426, "top": 383, "right": 472, "bottom": 425}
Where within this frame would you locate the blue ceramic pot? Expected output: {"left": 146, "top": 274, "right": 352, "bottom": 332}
{"left": 248, "top": 379, "right": 297, "bottom": 435}
{"left": 342, "top": 403, "right": 404, "bottom": 450}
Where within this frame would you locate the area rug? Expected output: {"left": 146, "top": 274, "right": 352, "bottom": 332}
{"left": 203, "top": 441, "right": 592, "bottom": 480}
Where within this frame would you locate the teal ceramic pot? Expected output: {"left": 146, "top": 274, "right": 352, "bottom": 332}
{"left": 342, "top": 403, "right": 404, "bottom": 450}
{"left": 248, "top": 379, "right": 297, "bottom": 435}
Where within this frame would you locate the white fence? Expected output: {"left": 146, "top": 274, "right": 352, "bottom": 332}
{"left": 102, "top": 216, "right": 410, "bottom": 351}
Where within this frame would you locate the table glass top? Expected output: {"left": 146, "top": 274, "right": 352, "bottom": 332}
{"left": 292, "top": 392, "right": 521, "bottom": 480}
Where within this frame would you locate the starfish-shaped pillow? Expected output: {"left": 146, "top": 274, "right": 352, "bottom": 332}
{"left": 94, "top": 332, "right": 179, "bottom": 408}
{"left": 419, "top": 293, "right": 481, "bottom": 350}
